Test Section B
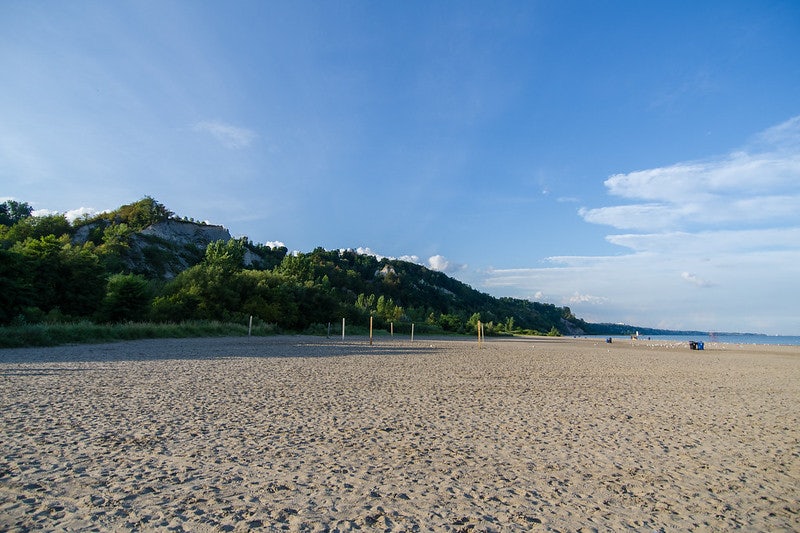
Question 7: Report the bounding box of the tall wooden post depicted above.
[411,323,415,343]
[369,316,374,346]
[342,317,346,340]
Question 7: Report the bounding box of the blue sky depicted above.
[2,1,799,334]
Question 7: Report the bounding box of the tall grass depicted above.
[0,321,278,349]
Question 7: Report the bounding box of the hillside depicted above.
[1,197,591,335]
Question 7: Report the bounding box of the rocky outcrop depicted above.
[139,220,232,247]
[73,219,262,279]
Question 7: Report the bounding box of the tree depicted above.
[58,243,106,317]
[98,274,150,322]
[204,239,245,271]
[0,200,33,226]
[1,214,71,244]
[117,197,174,230]
[0,249,29,323]
[9,236,105,319]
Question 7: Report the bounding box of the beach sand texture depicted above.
[1,336,798,531]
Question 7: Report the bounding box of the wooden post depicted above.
[411,323,415,343]
[477,320,483,348]
[342,318,346,340]
[390,322,394,337]
[248,315,253,336]
[369,316,374,346]
[327,322,331,338]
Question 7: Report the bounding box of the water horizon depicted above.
[584,333,800,346]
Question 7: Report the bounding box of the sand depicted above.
[1,335,798,532]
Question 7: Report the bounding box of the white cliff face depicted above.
[139,220,232,247]
[73,219,263,278]
[135,220,262,274]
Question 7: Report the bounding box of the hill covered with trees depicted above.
[1,197,592,336]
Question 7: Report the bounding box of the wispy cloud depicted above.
[482,116,800,334]
[580,117,800,231]
[194,120,257,149]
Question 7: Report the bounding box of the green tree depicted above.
[0,248,29,323]
[117,196,174,230]
[438,313,463,332]
[1,214,72,245]
[58,243,106,317]
[204,239,246,271]
[98,273,150,322]
[10,236,105,319]
[467,312,482,331]
[0,200,33,226]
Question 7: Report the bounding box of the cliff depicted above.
[73,219,261,279]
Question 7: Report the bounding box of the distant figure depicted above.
[606,337,612,343]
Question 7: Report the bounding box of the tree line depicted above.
[1,197,585,335]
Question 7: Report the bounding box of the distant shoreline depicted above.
[578,333,800,346]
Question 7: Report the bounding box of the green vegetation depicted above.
[0,320,277,349]
[0,197,587,347]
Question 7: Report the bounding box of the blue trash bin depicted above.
[698,341,704,350]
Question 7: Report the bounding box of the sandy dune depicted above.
[1,336,798,531]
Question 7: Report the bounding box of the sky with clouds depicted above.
[2,1,799,334]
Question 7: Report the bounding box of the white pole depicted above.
[248,315,253,336]
[369,316,373,346]
[390,322,394,337]
[411,323,415,343]
[342,318,345,340]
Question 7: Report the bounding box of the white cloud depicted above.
[567,292,607,305]
[399,254,421,264]
[194,120,257,149]
[353,247,468,274]
[65,207,102,222]
[482,116,800,334]
[580,115,800,232]
[428,254,467,274]
[355,246,384,260]
[352,248,468,275]
[354,247,421,266]
[428,255,449,271]
[680,272,713,288]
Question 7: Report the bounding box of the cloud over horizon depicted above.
[579,116,800,232]
[484,116,800,334]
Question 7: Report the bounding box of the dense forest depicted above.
[1,197,593,336]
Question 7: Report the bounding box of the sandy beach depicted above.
[1,335,798,531]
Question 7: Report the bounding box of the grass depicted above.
[0,320,278,349]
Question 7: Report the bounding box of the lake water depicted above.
[585,334,800,346]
